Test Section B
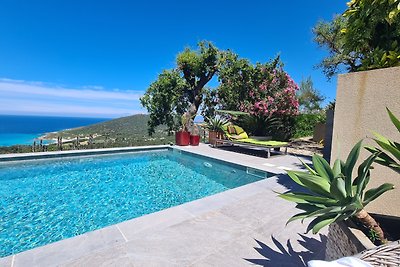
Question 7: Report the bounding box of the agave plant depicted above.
[237,115,283,137]
[366,108,400,174]
[204,116,229,132]
[279,140,395,243]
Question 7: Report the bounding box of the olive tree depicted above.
[140,41,220,135]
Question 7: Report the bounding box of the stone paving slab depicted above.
[12,225,125,267]
[1,144,326,266]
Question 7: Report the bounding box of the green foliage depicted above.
[297,77,325,113]
[366,108,400,173]
[293,113,327,138]
[217,51,262,111]
[217,53,299,140]
[313,16,355,79]
[279,140,395,234]
[314,0,400,79]
[326,100,336,111]
[140,41,220,135]
[201,88,218,120]
[368,228,380,243]
[204,116,229,132]
[140,70,187,134]
[45,114,171,141]
[343,0,400,71]
[236,115,283,138]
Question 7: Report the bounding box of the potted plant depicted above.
[190,124,201,146]
[175,112,191,146]
[205,116,228,147]
[277,139,396,259]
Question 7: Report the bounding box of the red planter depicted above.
[208,131,222,146]
[175,131,190,146]
[190,135,200,146]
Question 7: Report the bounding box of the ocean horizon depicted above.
[0,115,109,147]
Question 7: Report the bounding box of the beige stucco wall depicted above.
[331,66,400,217]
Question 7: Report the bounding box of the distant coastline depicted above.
[0,115,109,147]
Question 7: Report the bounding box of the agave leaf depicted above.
[286,212,309,225]
[304,206,344,219]
[387,163,400,173]
[387,108,400,133]
[330,177,347,200]
[354,153,378,196]
[294,172,332,197]
[340,160,346,171]
[296,203,326,213]
[332,159,342,177]
[372,131,391,144]
[312,154,334,182]
[298,158,317,175]
[365,146,380,154]
[306,214,338,234]
[312,216,339,234]
[394,141,400,150]
[345,140,363,183]
[286,171,306,187]
[279,192,337,205]
[367,148,392,162]
[363,183,395,205]
[374,138,400,161]
[366,147,400,173]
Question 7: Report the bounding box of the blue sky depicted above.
[0,1,346,118]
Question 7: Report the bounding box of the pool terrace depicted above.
[0,144,327,267]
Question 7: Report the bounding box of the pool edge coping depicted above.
[0,145,171,162]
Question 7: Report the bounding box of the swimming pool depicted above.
[0,148,269,257]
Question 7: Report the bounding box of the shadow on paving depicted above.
[244,234,327,267]
[274,173,310,193]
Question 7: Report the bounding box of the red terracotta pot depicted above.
[175,131,190,146]
[190,135,200,146]
[208,131,221,146]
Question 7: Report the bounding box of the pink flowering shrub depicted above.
[239,70,299,117]
[215,55,300,139]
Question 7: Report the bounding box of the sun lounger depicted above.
[215,124,288,158]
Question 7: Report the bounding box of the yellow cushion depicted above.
[233,125,245,134]
[227,125,236,134]
[230,132,248,140]
[230,135,241,140]
[238,132,248,139]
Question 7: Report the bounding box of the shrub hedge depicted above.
[293,113,326,139]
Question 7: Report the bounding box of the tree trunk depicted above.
[355,209,387,244]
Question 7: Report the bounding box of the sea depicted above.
[0,115,109,147]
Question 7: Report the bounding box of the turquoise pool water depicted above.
[0,149,267,257]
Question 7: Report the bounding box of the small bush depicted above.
[293,113,326,139]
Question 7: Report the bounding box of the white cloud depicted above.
[0,78,143,101]
[0,78,146,118]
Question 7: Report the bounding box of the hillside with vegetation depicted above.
[44,114,174,146]
[0,114,174,154]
